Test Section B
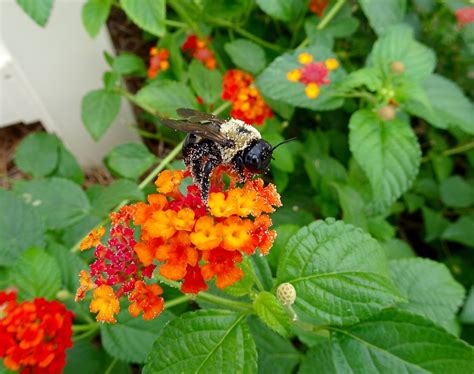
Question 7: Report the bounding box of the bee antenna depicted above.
[271,137,297,151]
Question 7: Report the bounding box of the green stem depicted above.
[298,0,346,48]
[208,18,285,53]
[72,325,100,343]
[212,101,231,116]
[164,19,187,28]
[164,294,191,308]
[72,324,97,332]
[422,139,474,162]
[104,358,118,374]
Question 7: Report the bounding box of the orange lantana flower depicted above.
[79,226,105,251]
[128,281,164,320]
[148,47,170,78]
[89,285,120,323]
[190,216,222,250]
[201,248,244,288]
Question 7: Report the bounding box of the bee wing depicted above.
[159,108,231,145]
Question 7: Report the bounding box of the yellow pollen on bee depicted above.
[286,69,301,82]
[325,58,339,70]
[305,83,320,99]
[298,52,313,64]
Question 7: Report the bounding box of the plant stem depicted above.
[212,101,231,116]
[165,295,191,308]
[208,17,285,53]
[298,0,347,48]
[422,139,474,162]
[164,19,187,28]
[104,358,118,374]
[72,325,100,343]
[72,324,96,332]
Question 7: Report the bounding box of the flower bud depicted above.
[391,61,405,74]
[378,105,396,121]
[276,283,296,305]
[56,289,72,301]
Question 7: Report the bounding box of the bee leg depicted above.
[200,159,217,205]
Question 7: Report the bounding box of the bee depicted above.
[160,108,292,204]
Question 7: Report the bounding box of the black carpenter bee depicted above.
[160,108,292,204]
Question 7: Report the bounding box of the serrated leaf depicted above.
[257,46,346,111]
[254,291,290,336]
[82,0,112,38]
[0,190,44,266]
[11,248,61,300]
[389,258,465,332]
[105,142,156,179]
[16,0,53,26]
[277,219,401,326]
[369,24,435,81]
[225,39,266,75]
[55,143,85,184]
[135,81,197,117]
[442,216,474,248]
[14,132,60,177]
[255,0,305,21]
[112,52,147,76]
[267,224,300,272]
[359,0,406,35]
[14,177,90,229]
[349,110,421,213]
[248,316,300,374]
[338,67,383,92]
[440,176,474,208]
[81,89,121,141]
[189,60,222,104]
[120,0,165,37]
[422,207,449,242]
[381,238,415,260]
[299,309,474,374]
[101,310,174,364]
[89,179,144,217]
[407,74,474,134]
[143,310,257,373]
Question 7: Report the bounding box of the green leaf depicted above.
[16,0,53,26]
[11,248,61,300]
[224,39,266,75]
[442,216,474,248]
[422,207,449,242]
[135,80,197,117]
[257,46,346,111]
[0,190,44,266]
[143,310,257,373]
[359,0,406,35]
[334,184,369,231]
[277,219,401,326]
[112,52,147,76]
[299,309,474,374]
[267,224,300,272]
[265,133,294,172]
[247,316,300,374]
[81,89,121,141]
[338,67,383,92]
[223,261,254,297]
[46,241,87,292]
[14,132,60,177]
[121,0,165,37]
[369,24,435,81]
[64,341,110,374]
[102,310,174,364]
[381,238,415,260]
[14,177,90,229]
[407,74,474,134]
[349,110,421,213]
[461,286,474,324]
[82,0,112,38]
[389,258,465,332]
[440,176,474,208]
[55,143,85,184]
[105,142,156,179]
[255,0,305,21]
[250,255,273,291]
[188,60,222,104]
[89,179,144,217]
[254,291,290,336]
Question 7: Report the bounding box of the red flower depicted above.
[181,264,208,293]
[0,291,73,373]
[182,34,216,69]
[148,47,170,78]
[455,7,474,27]
[128,281,164,320]
[309,0,329,17]
[222,69,273,125]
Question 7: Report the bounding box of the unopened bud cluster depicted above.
[276,282,296,305]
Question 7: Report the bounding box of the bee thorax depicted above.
[219,119,261,163]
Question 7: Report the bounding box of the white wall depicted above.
[0,0,139,166]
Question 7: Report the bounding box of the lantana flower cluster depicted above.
[77,169,281,323]
[455,7,474,27]
[147,47,170,79]
[0,291,73,373]
[182,34,217,69]
[287,52,339,99]
[222,69,273,125]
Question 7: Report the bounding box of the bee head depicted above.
[243,139,273,173]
